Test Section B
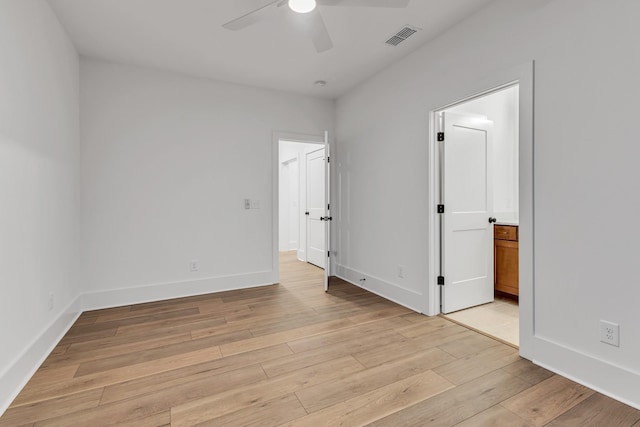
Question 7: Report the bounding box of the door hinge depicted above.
[437,204,445,214]
[327,251,330,257]
[437,276,445,286]
[437,132,445,142]
[327,203,330,210]
[327,156,330,163]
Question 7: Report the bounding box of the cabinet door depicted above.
[495,239,519,296]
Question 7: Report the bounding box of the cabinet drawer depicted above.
[494,225,518,241]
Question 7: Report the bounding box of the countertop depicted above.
[495,220,519,226]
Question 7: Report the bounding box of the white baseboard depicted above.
[532,336,640,410]
[4,271,638,417]
[0,270,276,416]
[0,296,82,416]
[82,270,275,311]
[336,266,639,409]
[335,264,424,314]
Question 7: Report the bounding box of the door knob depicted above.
[488,217,497,224]
[305,212,309,216]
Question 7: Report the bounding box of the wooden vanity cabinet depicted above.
[494,225,519,297]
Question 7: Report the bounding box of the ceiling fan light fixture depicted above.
[288,0,316,14]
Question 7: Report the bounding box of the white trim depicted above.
[274,131,325,145]
[427,61,535,359]
[0,296,82,416]
[336,264,423,314]
[532,337,640,410]
[427,110,440,316]
[82,271,274,311]
[324,131,331,290]
[0,269,274,416]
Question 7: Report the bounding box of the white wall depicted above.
[448,85,519,222]
[335,0,640,407]
[81,60,334,308]
[0,0,80,414]
[278,140,323,256]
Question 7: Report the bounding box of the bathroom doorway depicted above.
[435,84,520,347]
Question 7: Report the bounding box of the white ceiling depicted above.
[48,0,495,99]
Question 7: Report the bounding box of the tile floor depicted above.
[443,296,519,347]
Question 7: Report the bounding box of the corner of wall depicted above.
[0,295,83,416]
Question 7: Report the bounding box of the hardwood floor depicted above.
[2,252,639,426]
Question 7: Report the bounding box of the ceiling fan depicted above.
[223,0,411,53]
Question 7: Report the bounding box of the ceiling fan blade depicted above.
[222,0,283,31]
[299,9,334,53]
[317,0,410,7]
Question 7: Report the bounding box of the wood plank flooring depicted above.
[2,252,639,426]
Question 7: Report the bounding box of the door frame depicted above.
[272,131,327,284]
[427,62,534,359]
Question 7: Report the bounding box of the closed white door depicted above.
[441,112,494,313]
[306,148,326,269]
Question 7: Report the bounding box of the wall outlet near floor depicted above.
[244,199,260,209]
[48,293,54,311]
[189,259,199,272]
[600,320,620,347]
[397,265,405,278]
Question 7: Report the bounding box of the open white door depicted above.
[306,147,326,269]
[324,131,331,291]
[441,112,494,314]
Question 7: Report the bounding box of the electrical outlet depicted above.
[48,293,54,311]
[190,259,199,272]
[244,199,251,209]
[397,265,405,278]
[600,320,620,347]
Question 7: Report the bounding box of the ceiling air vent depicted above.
[385,25,419,46]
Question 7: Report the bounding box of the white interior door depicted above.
[323,131,331,291]
[441,112,494,314]
[306,148,326,269]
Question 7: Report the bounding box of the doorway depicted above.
[435,84,520,347]
[276,136,330,287]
